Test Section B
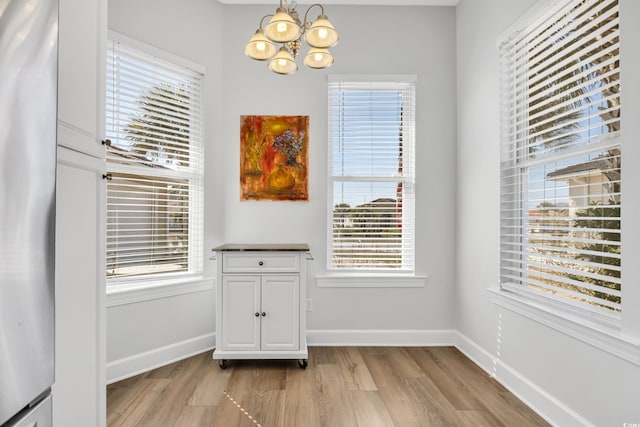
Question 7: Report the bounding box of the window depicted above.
[499,0,621,316]
[105,33,204,284]
[328,77,416,272]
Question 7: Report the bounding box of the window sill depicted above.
[106,276,214,307]
[316,274,427,288]
[489,287,640,366]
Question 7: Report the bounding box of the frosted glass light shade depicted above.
[268,46,298,75]
[264,8,300,43]
[244,30,277,60]
[305,15,339,48]
[303,48,334,69]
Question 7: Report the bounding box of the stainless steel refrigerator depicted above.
[0,0,58,425]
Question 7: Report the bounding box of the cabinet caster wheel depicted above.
[298,359,308,369]
[219,359,229,369]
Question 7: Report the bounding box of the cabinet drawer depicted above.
[222,252,300,273]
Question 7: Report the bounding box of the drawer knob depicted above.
[258,261,264,266]
[261,312,266,317]
[255,312,260,317]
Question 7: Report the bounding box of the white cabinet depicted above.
[213,246,309,368]
[54,147,106,427]
[221,275,300,352]
[57,0,106,158]
[54,0,106,424]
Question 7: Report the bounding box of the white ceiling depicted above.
[218,0,459,5]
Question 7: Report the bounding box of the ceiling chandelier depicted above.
[244,1,340,75]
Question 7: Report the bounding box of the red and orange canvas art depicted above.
[240,115,309,201]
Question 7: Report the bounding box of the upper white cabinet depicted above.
[57,0,106,158]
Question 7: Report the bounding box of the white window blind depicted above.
[106,35,204,282]
[499,0,621,315]
[328,78,416,271]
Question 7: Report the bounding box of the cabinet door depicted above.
[221,276,260,351]
[54,147,106,427]
[58,0,105,158]
[260,275,300,351]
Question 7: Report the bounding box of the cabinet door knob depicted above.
[258,261,264,266]
[255,312,260,317]
[261,312,266,317]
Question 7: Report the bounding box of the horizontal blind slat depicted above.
[106,36,204,283]
[329,80,415,271]
[499,0,621,314]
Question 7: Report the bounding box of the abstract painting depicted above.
[240,115,309,201]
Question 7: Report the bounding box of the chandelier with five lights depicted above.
[244,1,340,75]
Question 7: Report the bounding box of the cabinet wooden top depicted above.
[212,243,310,252]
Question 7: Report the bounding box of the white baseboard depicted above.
[306,329,458,346]
[454,331,595,427]
[453,330,497,375]
[106,333,215,384]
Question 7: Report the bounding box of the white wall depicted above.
[220,5,458,332]
[106,2,457,376]
[456,0,640,425]
[106,0,224,378]
[104,1,640,424]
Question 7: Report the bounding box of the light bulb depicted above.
[303,47,334,69]
[306,15,339,48]
[265,8,300,43]
[245,29,276,60]
[278,59,287,66]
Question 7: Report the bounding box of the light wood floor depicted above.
[107,346,549,427]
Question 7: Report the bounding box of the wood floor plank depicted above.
[348,390,395,427]
[107,371,150,416]
[405,346,482,411]
[211,362,259,427]
[405,376,467,426]
[107,347,549,427]
[254,360,288,391]
[188,354,233,406]
[136,353,209,426]
[498,391,550,427]
[108,378,170,427]
[107,372,145,394]
[253,390,286,426]
[312,346,340,364]
[107,370,165,427]
[378,346,426,379]
[145,358,185,380]
[458,409,506,426]
[336,347,378,391]
[426,347,542,426]
[283,364,321,427]
[360,350,426,426]
[173,405,218,427]
[427,347,501,393]
[316,363,358,427]
[106,386,130,424]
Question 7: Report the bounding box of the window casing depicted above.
[499,0,621,317]
[328,77,416,272]
[105,33,204,284]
